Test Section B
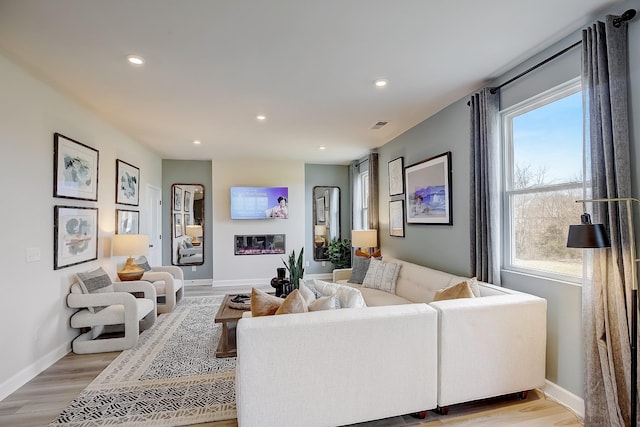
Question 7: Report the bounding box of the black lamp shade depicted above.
[566,223,611,248]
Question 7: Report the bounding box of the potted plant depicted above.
[327,238,351,269]
[282,247,305,290]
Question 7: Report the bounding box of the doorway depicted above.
[147,185,162,265]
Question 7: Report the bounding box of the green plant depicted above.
[327,238,352,269]
[282,247,305,289]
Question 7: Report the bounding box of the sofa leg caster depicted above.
[434,406,449,415]
[517,390,529,400]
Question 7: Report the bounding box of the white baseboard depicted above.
[0,341,70,401]
[183,279,213,286]
[541,380,584,420]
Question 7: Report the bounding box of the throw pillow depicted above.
[184,240,194,248]
[433,281,475,301]
[76,267,114,313]
[298,282,316,305]
[348,256,371,284]
[467,277,481,298]
[250,288,283,317]
[313,279,367,309]
[308,295,337,311]
[362,258,401,294]
[275,289,309,315]
[135,256,152,272]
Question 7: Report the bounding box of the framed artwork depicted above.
[316,197,326,224]
[184,191,192,212]
[388,156,404,196]
[116,159,140,206]
[174,213,183,237]
[405,151,453,225]
[174,186,182,211]
[53,133,99,201]
[54,205,98,270]
[389,200,405,237]
[116,209,139,234]
[184,213,191,225]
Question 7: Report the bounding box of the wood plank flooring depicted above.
[0,285,583,426]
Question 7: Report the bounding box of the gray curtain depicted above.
[469,88,500,284]
[582,15,633,427]
[367,152,379,232]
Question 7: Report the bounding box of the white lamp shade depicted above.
[186,225,203,238]
[112,234,149,257]
[314,225,326,236]
[351,229,377,248]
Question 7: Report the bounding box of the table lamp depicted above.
[186,225,203,246]
[112,234,149,281]
[314,225,327,248]
[352,229,379,258]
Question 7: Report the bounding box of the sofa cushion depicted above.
[251,288,283,317]
[275,290,309,315]
[313,279,367,309]
[362,258,401,294]
[433,281,475,301]
[348,256,372,284]
[308,295,337,311]
[298,282,316,305]
[76,267,114,313]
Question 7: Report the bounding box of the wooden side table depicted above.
[214,294,248,358]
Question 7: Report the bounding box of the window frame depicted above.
[501,77,584,283]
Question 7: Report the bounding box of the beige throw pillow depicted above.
[275,289,309,315]
[433,281,475,301]
[362,258,401,294]
[251,288,283,317]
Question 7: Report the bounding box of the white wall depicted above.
[212,159,306,287]
[0,53,162,399]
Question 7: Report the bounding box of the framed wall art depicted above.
[389,200,405,237]
[174,186,183,211]
[53,133,99,201]
[174,213,183,237]
[54,205,98,270]
[404,151,452,225]
[184,191,192,212]
[388,156,404,196]
[316,197,326,224]
[116,209,139,234]
[116,159,140,206]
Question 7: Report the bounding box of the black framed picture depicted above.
[54,205,98,270]
[389,200,405,237]
[174,213,183,237]
[116,159,140,206]
[388,156,404,196]
[116,209,139,234]
[174,186,183,211]
[405,151,452,225]
[53,133,99,201]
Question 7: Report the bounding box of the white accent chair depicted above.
[67,280,157,354]
[141,265,185,314]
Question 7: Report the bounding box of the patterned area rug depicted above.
[50,296,237,426]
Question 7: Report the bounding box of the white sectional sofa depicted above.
[235,257,547,426]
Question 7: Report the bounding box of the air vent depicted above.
[370,121,388,130]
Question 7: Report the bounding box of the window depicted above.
[353,164,369,231]
[502,78,584,280]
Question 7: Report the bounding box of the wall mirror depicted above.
[171,183,205,266]
[312,186,340,261]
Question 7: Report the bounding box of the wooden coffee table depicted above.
[214,294,249,358]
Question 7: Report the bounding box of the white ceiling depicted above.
[0,0,620,164]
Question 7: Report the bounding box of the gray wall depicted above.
[304,164,351,275]
[376,1,640,398]
[162,159,213,280]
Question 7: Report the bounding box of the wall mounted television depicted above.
[230,186,288,219]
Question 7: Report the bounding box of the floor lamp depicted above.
[567,197,640,426]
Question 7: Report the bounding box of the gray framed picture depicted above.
[116,209,139,234]
[54,205,98,270]
[53,133,99,201]
[405,151,452,225]
[116,159,140,206]
[174,213,183,237]
[388,157,404,196]
[389,200,405,237]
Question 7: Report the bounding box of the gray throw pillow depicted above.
[135,256,152,272]
[362,258,401,294]
[76,267,114,313]
[184,240,194,248]
[348,256,371,284]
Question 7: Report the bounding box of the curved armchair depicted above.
[141,265,184,314]
[67,280,157,354]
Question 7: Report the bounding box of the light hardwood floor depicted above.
[0,286,583,427]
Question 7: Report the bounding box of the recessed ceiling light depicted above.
[256,115,267,121]
[126,55,145,65]
[318,146,327,151]
[374,79,388,88]
[193,140,201,145]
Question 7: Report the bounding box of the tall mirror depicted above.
[312,186,340,261]
[171,184,205,266]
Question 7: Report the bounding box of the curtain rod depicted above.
[467,8,636,104]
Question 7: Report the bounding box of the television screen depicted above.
[230,187,288,219]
